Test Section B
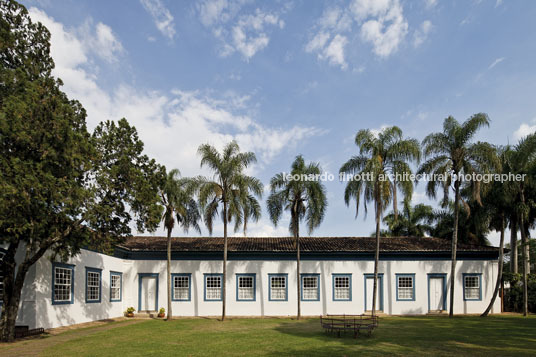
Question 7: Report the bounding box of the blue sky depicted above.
[22,0,536,244]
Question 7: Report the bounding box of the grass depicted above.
[2,315,536,356]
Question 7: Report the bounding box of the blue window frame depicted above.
[204,273,223,301]
[332,274,352,301]
[236,274,256,301]
[172,273,191,301]
[85,267,102,303]
[396,274,416,301]
[268,274,288,301]
[300,274,320,301]
[463,273,482,301]
[52,262,75,305]
[110,271,122,302]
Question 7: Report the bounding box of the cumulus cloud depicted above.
[305,0,409,69]
[513,121,536,141]
[413,20,432,47]
[197,1,284,60]
[353,0,408,57]
[140,0,176,39]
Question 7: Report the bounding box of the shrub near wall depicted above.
[503,273,536,313]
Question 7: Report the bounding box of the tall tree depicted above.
[505,134,536,316]
[382,200,434,237]
[340,126,420,316]
[481,146,507,316]
[195,141,262,321]
[159,169,201,320]
[266,155,327,319]
[0,1,163,341]
[419,114,497,317]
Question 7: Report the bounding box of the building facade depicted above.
[1,237,501,330]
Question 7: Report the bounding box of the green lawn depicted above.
[3,315,536,356]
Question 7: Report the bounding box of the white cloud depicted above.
[413,20,432,47]
[197,1,285,60]
[513,122,536,141]
[488,57,505,70]
[320,34,348,69]
[495,0,503,8]
[78,21,124,63]
[355,0,408,57]
[306,0,408,68]
[140,0,176,39]
[424,0,437,9]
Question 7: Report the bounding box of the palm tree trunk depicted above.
[293,204,301,320]
[372,192,381,316]
[449,179,461,318]
[519,187,528,317]
[166,227,173,320]
[481,214,505,317]
[222,200,228,321]
[510,217,518,273]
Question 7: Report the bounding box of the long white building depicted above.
[1,236,501,330]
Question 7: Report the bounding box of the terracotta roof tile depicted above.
[117,236,498,253]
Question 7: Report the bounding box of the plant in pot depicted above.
[158,307,165,318]
[126,307,135,317]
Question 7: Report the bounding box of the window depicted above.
[269,274,287,301]
[52,263,74,304]
[204,274,223,301]
[301,274,320,301]
[110,272,122,302]
[463,274,482,301]
[396,274,415,301]
[172,274,191,301]
[333,274,351,301]
[85,267,102,303]
[236,274,255,301]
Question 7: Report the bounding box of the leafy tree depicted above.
[195,141,262,321]
[340,126,420,315]
[382,200,434,237]
[419,114,497,317]
[159,169,201,320]
[0,1,162,341]
[266,155,327,319]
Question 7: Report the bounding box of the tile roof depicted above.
[117,236,499,253]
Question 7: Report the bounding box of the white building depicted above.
[1,236,501,330]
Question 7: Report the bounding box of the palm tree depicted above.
[160,169,201,320]
[481,147,507,316]
[419,114,497,317]
[339,126,420,316]
[266,155,327,319]
[382,200,434,237]
[196,141,263,321]
[503,134,536,316]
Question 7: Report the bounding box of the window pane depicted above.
[238,276,254,300]
[206,276,221,300]
[87,271,100,301]
[54,267,72,302]
[302,276,318,300]
[398,276,414,300]
[465,276,480,299]
[334,276,350,300]
[111,275,121,300]
[270,276,286,300]
[174,276,190,300]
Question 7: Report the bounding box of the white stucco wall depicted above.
[11,249,501,330]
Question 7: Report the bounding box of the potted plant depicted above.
[126,307,135,317]
[158,307,165,318]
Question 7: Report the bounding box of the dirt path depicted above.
[0,318,145,357]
